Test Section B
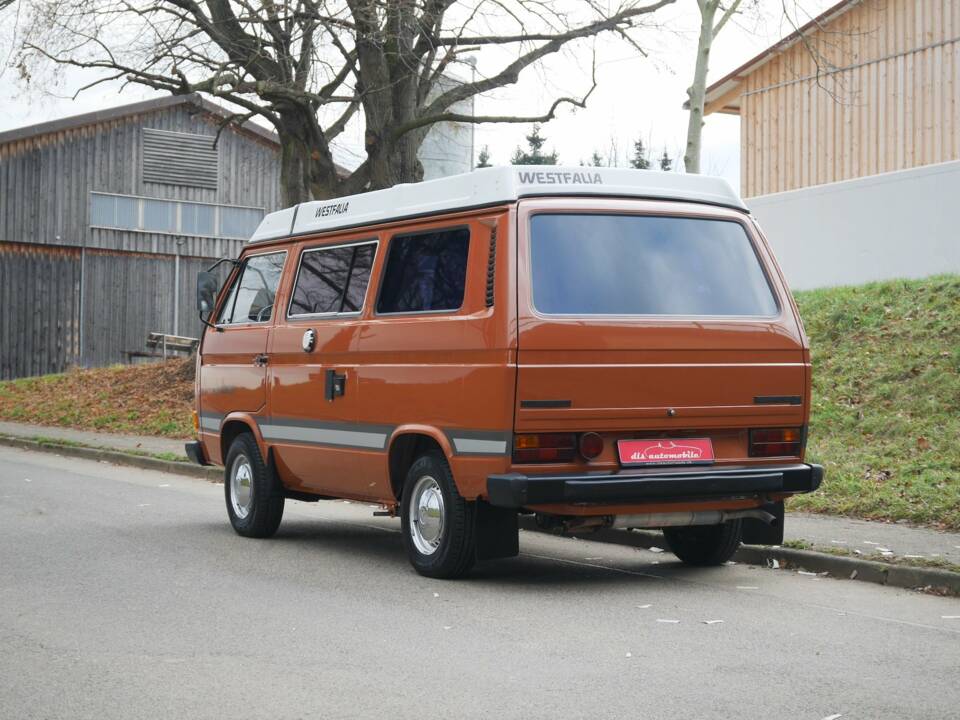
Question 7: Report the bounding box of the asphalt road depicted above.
[2,446,959,720]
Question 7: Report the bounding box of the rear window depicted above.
[376,228,469,314]
[530,214,778,317]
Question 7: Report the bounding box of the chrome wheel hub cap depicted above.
[410,475,445,556]
[230,454,254,519]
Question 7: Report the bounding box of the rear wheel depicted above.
[224,433,284,538]
[663,520,742,566]
[401,452,476,579]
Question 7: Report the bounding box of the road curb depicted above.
[521,519,960,596]
[0,434,221,482]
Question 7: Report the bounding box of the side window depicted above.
[288,242,377,317]
[342,244,375,312]
[376,228,470,314]
[217,252,287,324]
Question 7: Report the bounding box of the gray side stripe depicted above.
[199,411,509,455]
[446,430,512,456]
[199,413,223,431]
[260,423,388,450]
[452,438,509,455]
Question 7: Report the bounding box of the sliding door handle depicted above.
[325,369,346,401]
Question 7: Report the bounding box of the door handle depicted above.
[325,369,346,401]
[253,354,269,367]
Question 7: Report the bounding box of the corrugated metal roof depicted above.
[0,93,281,146]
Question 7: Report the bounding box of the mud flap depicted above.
[474,501,519,561]
[741,500,785,546]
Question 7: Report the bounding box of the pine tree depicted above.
[659,149,673,172]
[630,137,651,169]
[590,150,604,167]
[511,124,559,165]
[476,145,492,168]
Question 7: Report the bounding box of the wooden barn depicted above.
[0,95,282,379]
[700,0,960,289]
[703,0,959,198]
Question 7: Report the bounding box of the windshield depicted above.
[529,213,778,317]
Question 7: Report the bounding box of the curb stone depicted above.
[520,518,960,596]
[5,433,959,595]
[0,435,221,482]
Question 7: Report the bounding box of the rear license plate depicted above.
[617,438,715,467]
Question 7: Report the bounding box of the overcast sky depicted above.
[0,1,833,190]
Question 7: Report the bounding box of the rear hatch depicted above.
[514,199,808,466]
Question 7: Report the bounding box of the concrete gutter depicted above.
[0,434,220,482]
[4,433,957,595]
[520,520,960,597]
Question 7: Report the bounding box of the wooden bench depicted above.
[147,332,199,358]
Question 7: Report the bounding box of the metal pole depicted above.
[78,242,85,368]
[173,240,183,336]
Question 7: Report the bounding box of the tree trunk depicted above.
[684,1,718,175]
[275,106,341,204]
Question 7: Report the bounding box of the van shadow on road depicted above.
[181,516,683,589]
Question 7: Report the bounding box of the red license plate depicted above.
[617,438,715,466]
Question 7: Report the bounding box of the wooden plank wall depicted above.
[0,241,223,379]
[0,103,279,258]
[741,0,960,197]
[80,250,222,368]
[0,242,81,380]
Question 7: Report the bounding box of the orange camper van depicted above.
[188,166,822,578]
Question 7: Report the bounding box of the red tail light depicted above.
[749,427,804,457]
[513,433,576,463]
[579,432,604,460]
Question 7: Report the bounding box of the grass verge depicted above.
[792,275,960,530]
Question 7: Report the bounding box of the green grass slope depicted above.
[793,275,960,530]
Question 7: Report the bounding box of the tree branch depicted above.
[419,0,673,119]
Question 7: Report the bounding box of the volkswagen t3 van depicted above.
[188,166,822,578]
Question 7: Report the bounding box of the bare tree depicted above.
[14,0,673,203]
[683,0,848,174]
[683,0,750,174]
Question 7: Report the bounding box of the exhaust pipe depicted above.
[612,509,776,529]
[550,509,776,534]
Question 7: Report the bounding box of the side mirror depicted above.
[197,271,219,314]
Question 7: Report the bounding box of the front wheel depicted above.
[224,433,284,538]
[663,520,742,566]
[401,452,477,579]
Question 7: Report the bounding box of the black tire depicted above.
[400,451,476,579]
[663,520,743,566]
[224,432,284,538]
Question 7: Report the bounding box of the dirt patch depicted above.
[0,358,195,438]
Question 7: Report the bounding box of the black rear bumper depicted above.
[184,440,210,466]
[486,463,823,509]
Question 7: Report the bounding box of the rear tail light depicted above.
[579,432,604,460]
[749,427,804,457]
[513,433,576,463]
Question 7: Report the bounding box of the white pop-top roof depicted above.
[249,165,746,243]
